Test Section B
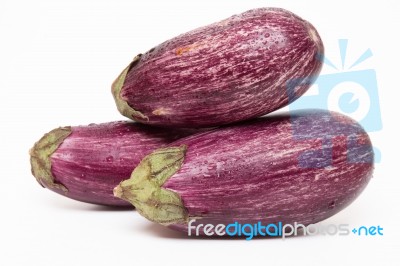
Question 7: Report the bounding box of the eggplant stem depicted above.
[111,54,149,122]
[114,145,188,225]
[29,127,71,192]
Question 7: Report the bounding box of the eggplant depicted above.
[112,7,323,128]
[30,121,200,206]
[114,110,374,235]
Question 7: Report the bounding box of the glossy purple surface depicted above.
[162,110,374,233]
[120,8,323,127]
[50,121,198,206]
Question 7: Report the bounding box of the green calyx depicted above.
[114,145,188,225]
[111,54,149,122]
[29,127,72,192]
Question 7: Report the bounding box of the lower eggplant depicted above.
[114,110,374,235]
[30,121,199,206]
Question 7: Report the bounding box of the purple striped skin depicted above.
[114,110,374,235]
[30,122,199,206]
[114,8,324,127]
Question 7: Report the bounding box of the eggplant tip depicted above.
[113,185,123,198]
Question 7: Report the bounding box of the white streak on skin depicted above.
[152,107,172,116]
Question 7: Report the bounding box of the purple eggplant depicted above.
[112,8,324,127]
[114,110,374,235]
[30,121,200,206]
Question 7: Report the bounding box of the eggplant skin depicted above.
[30,121,199,206]
[115,110,374,234]
[113,8,324,127]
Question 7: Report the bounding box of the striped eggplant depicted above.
[112,8,324,128]
[114,110,374,235]
[30,121,200,206]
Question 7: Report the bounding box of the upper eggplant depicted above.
[112,7,324,128]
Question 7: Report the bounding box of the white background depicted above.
[1,0,399,265]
